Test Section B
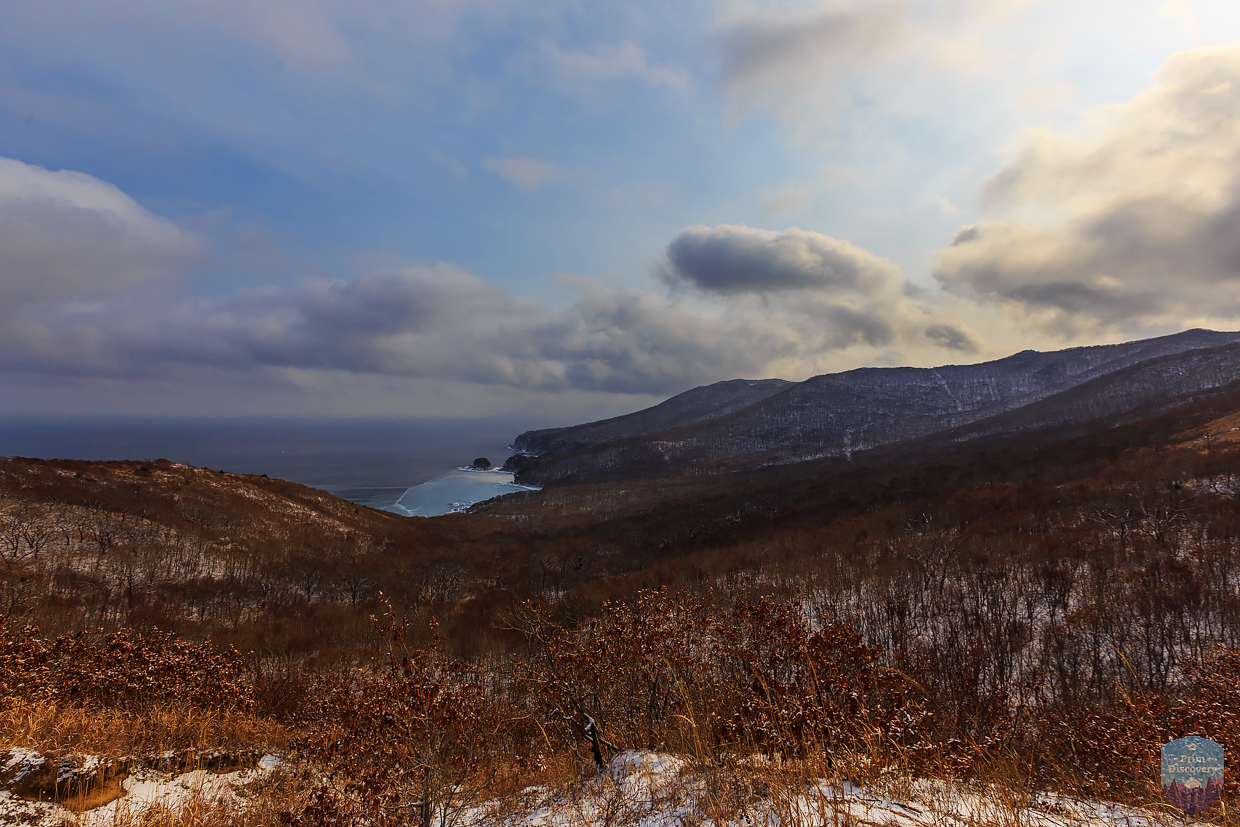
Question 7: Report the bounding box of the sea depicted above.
[0,417,539,517]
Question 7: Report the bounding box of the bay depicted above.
[0,416,530,512]
[393,468,540,516]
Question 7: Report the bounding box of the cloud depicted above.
[0,157,199,310]
[1017,80,1076,111]
[118,0,351,69]
[925,322,977,351]
[6,264,778,394]
[537,40,689,90]
[6,240,979,396]
[0,162,979,397]
[922,191,958,215]
[1158,0,1202,43]
[765,187,812,214]
[934,44,1240,336]
[714,0,1036,122]
[719,2,910,97]
[215,0,351,68]
[660,223,978,358]
[483,157,571,191]
[663,224,903,295]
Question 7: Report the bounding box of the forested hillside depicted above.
[8,380,1240,823]
[513,329,1240,485]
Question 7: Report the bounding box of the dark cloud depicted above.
[925,322,977,351]
[4,266,782,395]
[658,223,978,357]
[664,224,902,294]
[720,3,908,93]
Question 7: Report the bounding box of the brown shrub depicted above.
[0,620,253,712]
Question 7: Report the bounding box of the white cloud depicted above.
[1158,0,1203,43]
[935,44,1240,337]
[537,40,689,90]
[765,187,812,214]
[922,191,959,215]
[111,0,351,68]
[483,157,571,191]
[1018,80,1076,111]
[0,157,199,310]
[2,217,980,396]
[713,0,1040,124]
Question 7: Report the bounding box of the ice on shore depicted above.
[387,468,538,517]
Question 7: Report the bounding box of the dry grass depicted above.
[2,762,312,826]
[84,777,303,827]
[61,775,130,813]
[0,700,287,758]
[0,735,1221,827]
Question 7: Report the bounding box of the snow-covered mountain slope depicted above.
[511,329,1240,486]
[512,378,793,457]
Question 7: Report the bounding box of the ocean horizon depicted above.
[0,416,536,514]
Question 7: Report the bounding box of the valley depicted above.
[6,332,1240,824]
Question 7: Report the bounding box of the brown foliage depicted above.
[13,379,1240,822]
[0,620,253,712]
[287,604,535,827]
[519,590,928,768]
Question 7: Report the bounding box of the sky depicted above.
[3,0,1240,423]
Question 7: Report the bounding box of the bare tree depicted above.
[0,501,54,568]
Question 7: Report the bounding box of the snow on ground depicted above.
[768,780,1173,827]
[75,763,272,826]
[1,749,44,786]
[0,791,62,826]
[477,751,1185,827]
[0,751,281,826]
[0,748,1192,827]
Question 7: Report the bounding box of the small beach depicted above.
[388,467,539,517]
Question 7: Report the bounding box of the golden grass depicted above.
[60,774,130,813]
[32,761,308,826]
[0,700,1232,827]
[2,739,1221,827]
[127,782,301,827]
[91,792,288,827]
[0,699,287,758]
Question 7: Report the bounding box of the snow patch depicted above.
[480,754,1191,827]
[0,750,283,825]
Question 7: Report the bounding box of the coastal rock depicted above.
[500,454,533,474]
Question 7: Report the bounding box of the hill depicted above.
[9,365,1240,824]
[509,328,1240,485]
[510,377,792,457]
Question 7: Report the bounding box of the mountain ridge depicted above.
[511,377,793,457]
[509,328,1240,486]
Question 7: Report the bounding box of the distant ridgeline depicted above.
[505,329,1240,486]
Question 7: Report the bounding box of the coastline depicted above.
[386,466,540,517]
